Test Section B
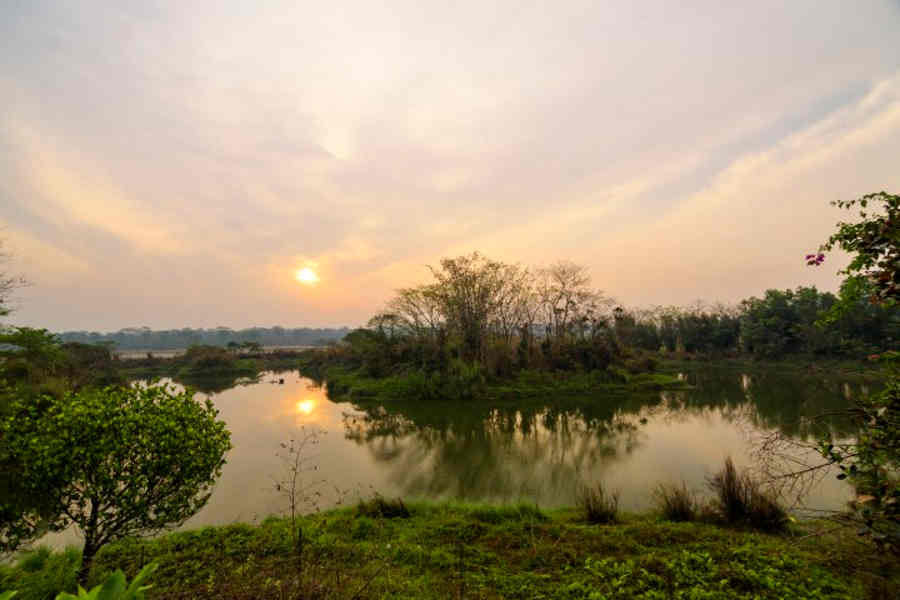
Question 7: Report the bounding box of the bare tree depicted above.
[428,252,507,362]
[387,284,445,341]
[536,261,608,344]
[0,237,26,318]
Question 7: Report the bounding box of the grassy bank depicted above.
[3,502,897,599]
[307,365,687,404]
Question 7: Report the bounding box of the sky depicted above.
[2,1,900,331]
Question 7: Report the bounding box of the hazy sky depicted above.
[2,1,900,331]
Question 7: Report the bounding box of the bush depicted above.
[356,496,410,519]
[0,546,80,600]
[577,482,619,524]
[707,457,788,532]
[654,482,698,522]
[1,384,232,582]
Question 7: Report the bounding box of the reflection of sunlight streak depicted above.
[296,399,315,415]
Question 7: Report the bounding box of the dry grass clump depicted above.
[707,457,788,532]
[653,482,699,522]
[578,482,620,524]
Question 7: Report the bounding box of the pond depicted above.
[187,366,860,525]
[46,365,862,547]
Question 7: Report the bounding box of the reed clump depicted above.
[707,457,788,532]
[578,482,620,524]
[654,481,699,522]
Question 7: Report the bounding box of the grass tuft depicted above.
[356,496,411,519]
[654,481,698,522]
[577,482,620,524]
[707,456,788,532]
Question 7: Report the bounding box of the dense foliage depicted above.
[0,384,231,581]
[614,283,898,358]
[813,192,900,553]
[56,327,348,351]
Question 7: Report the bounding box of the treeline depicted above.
[313,253,898,382]
[56,326,350,351]
[618,282,898,358]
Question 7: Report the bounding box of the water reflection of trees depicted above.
[342,400,642,504]
[672,369,859,439]
[334,367,862,505]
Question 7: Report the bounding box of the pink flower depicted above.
[806,253,825,266]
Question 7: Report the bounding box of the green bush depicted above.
[55,563,157,600]
[0,547,79,600]
[356,496,410,519]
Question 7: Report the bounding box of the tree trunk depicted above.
[77,539,97,586]
[78,498,100,586]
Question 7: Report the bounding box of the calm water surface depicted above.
[46,366,861,547]
[184,366,859,527]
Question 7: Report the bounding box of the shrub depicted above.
[654,482,698,522]
[55,563,157,600]
[707,457,788,532]
[0,546,79,600]
[1,384,232,583]
[356,496,410,519]
[577,482,619,524]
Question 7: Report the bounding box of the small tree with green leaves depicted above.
[0,384,231,582]
[812,191,899,552]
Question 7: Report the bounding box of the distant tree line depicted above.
[617,280,898,358]
[55,326,350,351]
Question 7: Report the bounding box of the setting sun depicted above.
[295,267,319,285]
[295,399,315,415]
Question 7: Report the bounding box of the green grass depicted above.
[315,365,688,404]
[4,503,897,599]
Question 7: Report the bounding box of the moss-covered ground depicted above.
[3,503,897,599]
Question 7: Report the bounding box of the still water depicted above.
[177,366,858,529]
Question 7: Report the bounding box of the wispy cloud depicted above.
[1,1,899,329]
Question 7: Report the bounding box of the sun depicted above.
[295,267,319,285]
[296,399,315,415]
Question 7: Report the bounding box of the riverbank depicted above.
[3,502,896,599]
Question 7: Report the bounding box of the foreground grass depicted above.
[4,503,897,599]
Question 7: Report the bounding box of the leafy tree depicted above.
[0,384,231,582]
[0,328,66,389]
[813,192,900,553]
[820,192,899,305]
